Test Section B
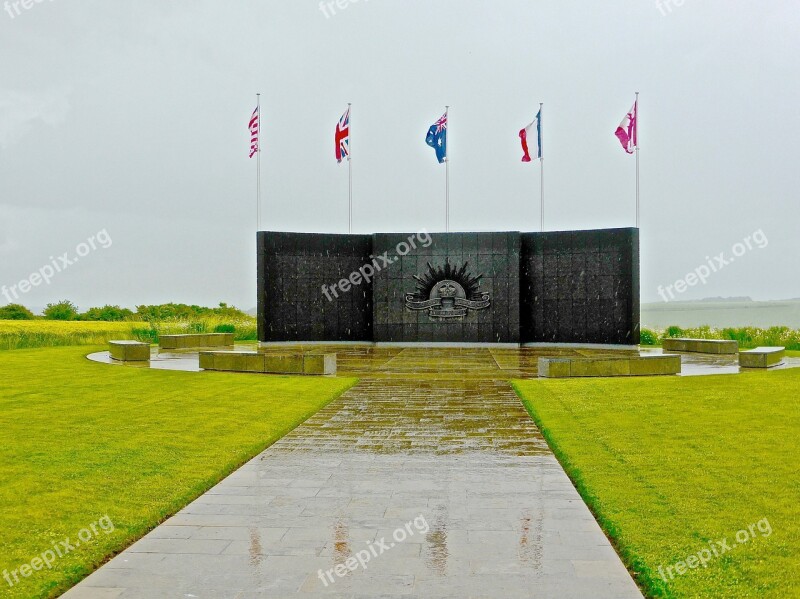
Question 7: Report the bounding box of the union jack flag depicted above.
[335,106,350,163]
[432,113,447,134]
[248,105,259,158]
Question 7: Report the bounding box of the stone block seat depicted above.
[739,347,785,369]
[538,354,681,378]
[662,338,738,355]
[200,351,336,376]
[109,340,151,362]
[159,333,234,350]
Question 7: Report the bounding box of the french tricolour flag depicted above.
[519,110,542,162]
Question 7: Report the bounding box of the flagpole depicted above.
[635,91,640,229]
[256,93,262,232]
[539,102,544,232]
[348,103,352,233]
[445,105,450,233]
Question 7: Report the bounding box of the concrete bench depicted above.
[200,351,336,375]
[538,354,681,378]
[109,340,151,362]
[739,347,785,369]
[662,338,738,355]
[159,333,235,350]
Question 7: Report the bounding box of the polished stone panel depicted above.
[303,353,337,375]
[739,347,786,368]
[662,338,738,355]
[264,354,305,374]
[520,228,639,345]
[108,340,150,362]
[258,232,373,343]
[202,352,344,375]
[629,355,682,376]
[538,354,681,378]
[159,334,234,350]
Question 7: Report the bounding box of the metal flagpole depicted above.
[445,105,450,233]
[348,103,352,234]
[256,93,262,231]
[539,102,544,232]
[635,91,640,229]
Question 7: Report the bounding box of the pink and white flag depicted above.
[615,100,638,154]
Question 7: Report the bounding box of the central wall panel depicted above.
[371,233,520,344]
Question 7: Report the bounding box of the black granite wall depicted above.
[257,232,372,342]
[258,228,639,345]
[520,228,640,345]
[372,233,520,343]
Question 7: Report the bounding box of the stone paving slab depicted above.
[64,349,642,598]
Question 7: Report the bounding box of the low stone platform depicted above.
[739,347,786,369]
[108,340,150,362]
[159,333,234,350]
[539,354,681,378]
[200,351,336,375]
[662,338,738,355]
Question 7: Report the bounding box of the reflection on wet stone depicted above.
[424,506,449,576]
[248,527,262,568]
[332,519,351,570]
[518,509,543,568]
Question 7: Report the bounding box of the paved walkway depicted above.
[65,349,642,598]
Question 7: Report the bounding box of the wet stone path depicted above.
[65,348,642,598]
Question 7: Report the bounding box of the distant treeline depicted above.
[0,301,252,322]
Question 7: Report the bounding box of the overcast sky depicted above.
[1,0,798,311]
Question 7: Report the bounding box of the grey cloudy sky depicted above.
[0,0,797,311]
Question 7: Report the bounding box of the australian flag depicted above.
[426,112,447,163]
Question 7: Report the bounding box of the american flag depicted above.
[248,105,260,158]
[335,106,350,163]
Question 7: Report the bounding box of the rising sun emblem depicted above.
[404,259,491,319]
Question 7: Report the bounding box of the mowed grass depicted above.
[513,370,800,598]
[0,347,356,599]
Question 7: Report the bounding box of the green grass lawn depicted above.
[513,370,800,598]
[0,346,356,599]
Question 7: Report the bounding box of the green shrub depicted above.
[665,325,684,338]
[639,328,658,346]
[43,300,79,321]
[214,324,236,334]
[80,305,134,322]
[0,304,35,320]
